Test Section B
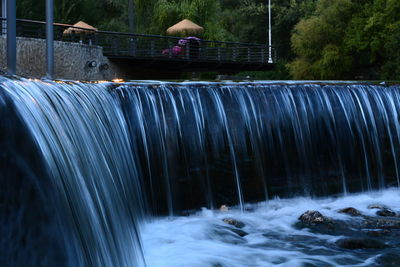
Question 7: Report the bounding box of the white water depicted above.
[142,188,400,267]
[1,78,146,266]
[2,78,400,266]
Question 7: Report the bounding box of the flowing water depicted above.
[116,81,400,215]
[1,77,400,266]
[142,188,400,267]
[1,78,146,267]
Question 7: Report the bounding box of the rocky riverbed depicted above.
[142,188,400,267]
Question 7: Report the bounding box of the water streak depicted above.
[2,79,146,267]
[117,82,400,215]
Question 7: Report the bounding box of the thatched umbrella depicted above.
[63,21,98,36]
[166,19,204,36]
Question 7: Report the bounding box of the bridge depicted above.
[1,18,275,78]
[101,31,275,75]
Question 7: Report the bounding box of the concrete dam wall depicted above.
[0,36,124,80]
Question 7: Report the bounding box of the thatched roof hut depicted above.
[166,19,203,36]
[63,21,97,35]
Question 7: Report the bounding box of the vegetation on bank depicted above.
[16,0,400,80]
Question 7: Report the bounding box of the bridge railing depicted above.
[0,18,276,64]
[96,31,274,63]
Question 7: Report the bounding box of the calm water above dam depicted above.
[1,78,399,266]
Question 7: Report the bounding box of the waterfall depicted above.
[1,77,400,266]
[118,82,400,215]
[1,78,146,267]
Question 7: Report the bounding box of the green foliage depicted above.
[17,0,124,26]
[239,60,292,80]
[239,0,267,16]
[289,0,355,79]
[150,0,230,40]
[272,0,317,60]
[290,0,400,80]
[15,0,400,80]
[17,0,45,20]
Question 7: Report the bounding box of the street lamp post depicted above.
[46,0,54,79]
[6,0,16,74]
[4,0,54,77]
[1,0,6,34]
[268,0,273,63]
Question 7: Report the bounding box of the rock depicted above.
[298,210,333,225]
[296,211,336,234]
[219,205,229,212]
[222,218,245,228]
[376,252,400,267]
[376,208,396,217]
[336,238,387,249]
[366,229,391,237]
[229,228,248,237]
[363,218,400,229]
[368,204,387,210]
[338,207,362,217]
[368,204,397,217]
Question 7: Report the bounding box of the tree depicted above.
[345,0,400,79]
[224,0,317,79]
[128,0,135,32]
[290,0,400,80]
[289,0,356,79]
[149,0,230,40]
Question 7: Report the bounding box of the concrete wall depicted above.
[0,36,125,80]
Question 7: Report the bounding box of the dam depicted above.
[1,78,400,266]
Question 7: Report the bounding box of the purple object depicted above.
[163,37,200,56]
[178,39,188,46]
[172,45,183,54]
[162,45,183,56]
[178,36,201,46]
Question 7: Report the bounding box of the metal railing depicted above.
[0,18,276,64]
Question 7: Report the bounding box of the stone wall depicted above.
[0,36,125,80]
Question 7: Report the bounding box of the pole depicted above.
[128,0,137,56]
[268,0,273,63]
[128,0,135,33]
[6,0,16,74]
[46,0,54,79]
[1,0,6,34]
